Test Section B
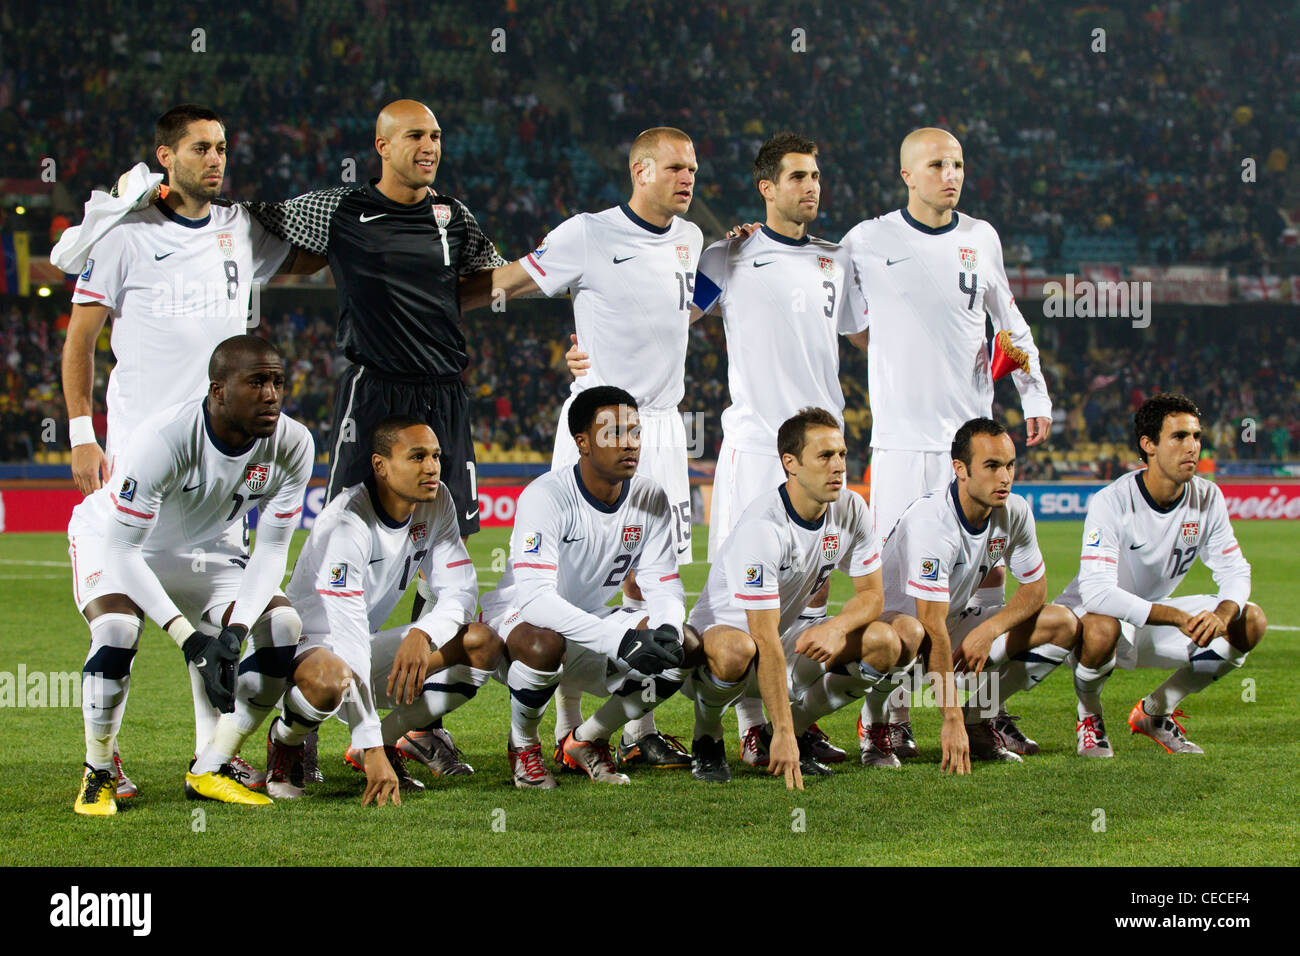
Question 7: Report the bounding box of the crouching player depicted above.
[480,386,687,788]
[1059,393,1265,757]
[684,408,911,788]
[72,336,313,814]
[860,417,1079,769]
[195,415,499,806]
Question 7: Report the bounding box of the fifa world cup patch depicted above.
[328,564,348,588]
[744,564,764,587]
[532,235,549,258]
[433,204,452,229]
[409,522,428,545]
[118,477,137,502]
[821,534,840,561]
[217,232,234,259]
[987,536,1007,564]
[1085,528,1102,548]
[244,463,269,493]
[80,258,94,280]
[622,525,642,551]
[523,532,542,554]
[919,558,940,581]
[1180,521,1200,546]
[959,246,978,271]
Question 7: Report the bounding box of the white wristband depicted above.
[166,618,197,649]
[69,416,97,448]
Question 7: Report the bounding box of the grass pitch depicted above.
[1,522,1297,866]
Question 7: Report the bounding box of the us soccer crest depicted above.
[409,522,428,545]
[821,534,840,561]
[1180,521,1200,546]
[988,536,1007,564]
[84,570,102,590]
[818,255,834,277]
[217,232,234,259]
[622,525,643,552]
[328,564,348,588]
[675,244,691,268]
[244,463,269,493]
[433,204,452,229]
[959,246,978,271]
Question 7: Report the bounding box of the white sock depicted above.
[508,660,560,748]
[381,665,492,745]
[792,663,889,734]
[553,686,584,742]
[860,664,911,727]
[621,711,658,746]
[81,613,143,770]
[1073,655,1116,719]
[733,697,766,741]
[687,664,744,741]
[1145,639,1247,714]
[192,713,255,774]
[275,686,338,747]
[973,642,1070,718]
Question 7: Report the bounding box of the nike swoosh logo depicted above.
[886,257,910,266]
[369,557,384,564]
[753,260,775,268]
[359,213,388,222]
[154,252,175,260]
[953,561,966,568]
[612,255,636,264]
[195,657,207,668]
[626,639,643,656]
[1129,543,1144,549]
[562,535,584,543]
[779,563,792,571]
[182,482,204,492]
[464,508,479,521]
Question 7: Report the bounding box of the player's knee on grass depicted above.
[703,628,755,683]
[1231,602,1267,651]
[1079,613,1121,667]
[507,622,565,671]
[294,649,354,712]
[860,620,902,674]
[462,622,504,670]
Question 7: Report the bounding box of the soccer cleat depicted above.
[184,764,274,805]
[397,728,475,777]
[859,722,902,768]
[75,764,118,816]
[265,721,306,799]
[302,730,323,784]
[992,712,1040,755]
[1128,701,1203,754]
[509,739,558,790]
[616,731,692,769]
[560,731,631,784]
[740,725,770,767]
[860,714,918,758]
[227,755,266,789]
[1076,714,1114,758]
[112,751,138,799]
[965,721,1023,763]
[344,746,426,791]
[755,723,833,777]
[690,736,731,783]
[800,723,846,763]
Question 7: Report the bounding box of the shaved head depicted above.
[899,127,965,225]
[376,99,437,140]
[375,99,443,199]
[900,127,961,169]
[208,334,282,383]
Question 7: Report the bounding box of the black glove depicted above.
[182,625,246,713]
[618,624,684,675]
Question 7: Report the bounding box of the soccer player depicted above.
[860,418,1078,768]
[683,408,911,788]
[839,127,1054,755]
[62,104,322,794]
[1057,394,1265,757]
[482,127,703,767]
[71,336,314,815]
[192,415,500,805]
[689,132,868,766]
[479,386,687,789]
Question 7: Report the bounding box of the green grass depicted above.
[1,522,1297,866]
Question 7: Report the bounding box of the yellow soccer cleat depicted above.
[185,764,273,806]
[75,764,118,816]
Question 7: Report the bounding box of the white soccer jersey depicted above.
[690,485,880,635]
[520,204,703,410]
[71,201,290,461]
[882,481,1045,622]
[840,209,1051,452]
[479,465,685,655]
[1056,471,1251,626]
[693,226,867,453]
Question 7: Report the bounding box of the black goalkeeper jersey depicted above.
[245,180,506,378]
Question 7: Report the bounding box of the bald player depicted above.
[839,127,1054,758]
[479,127,703,769]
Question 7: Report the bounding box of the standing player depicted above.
[683,408,911,787]
[479,387,687,789]
[689,132,868,765]
[62,104,322,794]
[839,127,1054,755]
[192,415,501,804]
[861,418,1078,768]
[1057,394,1265,757]
[484,128,703,767]
[71,336,314,814]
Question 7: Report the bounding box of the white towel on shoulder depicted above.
[51,163,165,275]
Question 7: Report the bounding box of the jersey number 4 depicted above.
[959,271,978,310]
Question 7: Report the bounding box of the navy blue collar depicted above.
[780,484,825,531]
[366,476,411,529]
[619,203,672,235]
[1135,470,1186,514]
[761,224,810,246]
[950,480,989,535]
[155,199,211,229]
[573,464,630,514]
[203,400,256,458]
[901,207,959,236]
